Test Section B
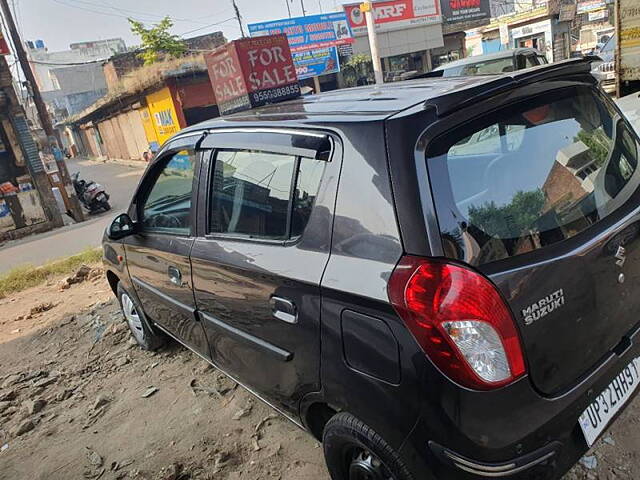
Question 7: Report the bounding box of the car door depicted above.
[190,128,339,417]
[125,135,210,359]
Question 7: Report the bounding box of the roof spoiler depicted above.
[407,70,444,80]
[425,56,602,117]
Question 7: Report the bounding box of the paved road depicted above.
[617,92,640,135]
[0,157,146,274]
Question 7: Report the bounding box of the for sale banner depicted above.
[344,0,441,35]
[205,43,251,115]
[206,34,301,115]
[235,35,300,107]
[292,47,340,80]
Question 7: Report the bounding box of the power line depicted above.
[178,17,237,37]
[50,0,233,26]
[231,0,245,38]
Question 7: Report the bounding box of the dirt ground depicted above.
[0,268,638,480]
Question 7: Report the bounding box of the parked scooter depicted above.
[71,172,111,214]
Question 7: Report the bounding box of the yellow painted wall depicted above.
[146,87,181,147]
[140,106,159,150]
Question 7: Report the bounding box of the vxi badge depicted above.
[522,289,565,326]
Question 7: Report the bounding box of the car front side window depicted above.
[140,149,196,235]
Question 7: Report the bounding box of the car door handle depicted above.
[167,266,182,286]
[270,296,297,324]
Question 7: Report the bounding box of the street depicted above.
[0,158,145,274]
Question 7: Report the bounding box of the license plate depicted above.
[606,72,616,80]
[579,358,640,446]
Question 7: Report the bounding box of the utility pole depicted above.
[0,0,84,222]
[361,1,383,84]
[300,0,307,16]
[285,0,292,18]
[232,0,246,37]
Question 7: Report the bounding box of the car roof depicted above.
[433,48,542,71]
[179,75,501,128]
[172,58,595,139]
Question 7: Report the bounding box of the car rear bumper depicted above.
[401,333,640,479]
[429,441,560,478]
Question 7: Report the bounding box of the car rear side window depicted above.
[428,87,640,265]
[209,149,324,241]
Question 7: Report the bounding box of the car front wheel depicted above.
[323,413,414,480]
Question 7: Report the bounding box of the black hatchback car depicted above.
[103,58,640,480]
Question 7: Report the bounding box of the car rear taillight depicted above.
[388,256,526,390]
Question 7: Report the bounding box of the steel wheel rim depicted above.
[121,293,145,343]
[347,448,394,480]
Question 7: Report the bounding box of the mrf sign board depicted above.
[205,34,300,115]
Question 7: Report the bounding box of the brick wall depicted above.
[102,32,226,92]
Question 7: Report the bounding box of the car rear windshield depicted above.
[427,87,640,266]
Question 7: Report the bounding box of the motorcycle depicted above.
[71,172,111,214]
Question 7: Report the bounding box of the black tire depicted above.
[103,201,111,211]
[116,283,165,351]
[323,412,414,480]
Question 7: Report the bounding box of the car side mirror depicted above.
[108,213,137,240]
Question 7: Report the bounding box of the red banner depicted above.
[344,0,440,34]
[205,34,300,115]
[0,32,10,56]
[235,35,298,94]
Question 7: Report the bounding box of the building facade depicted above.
[466,5,572,62]
[69,64,219,163]
[0,55,62,240]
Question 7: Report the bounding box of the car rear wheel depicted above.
[323,413,414,480]
[117,283,164,351]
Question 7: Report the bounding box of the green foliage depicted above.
[341,54,374,87]
[0,248,102,298]
[129,16,186,65]
[467,189,546,239]
[575,129,610,167]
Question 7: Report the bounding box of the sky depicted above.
[6,0,346,52]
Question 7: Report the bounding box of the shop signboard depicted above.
[248,12,354,53]
[588,9,608,21]
[205,34,300,116]
[618,0,640,83]
[510,19,551,39]
[499,22,509,45]
[344,0,441,35]
[292,47,340,80]
[145,87,181,145]
[559,3,577,22]
[440,0,490,24]
[0,32,9,56]
[577,0,606,14]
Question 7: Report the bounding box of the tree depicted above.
[128,16,186,65]
[467,189,546,239]
[341,54,374,87]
